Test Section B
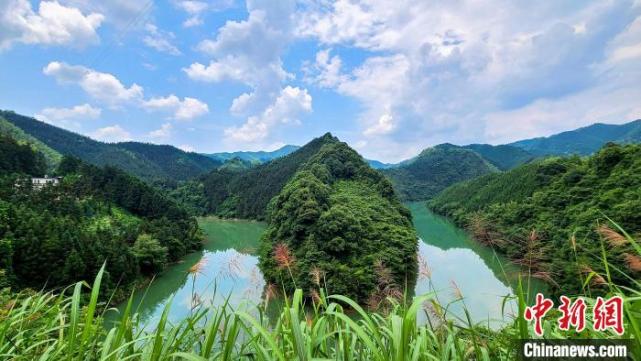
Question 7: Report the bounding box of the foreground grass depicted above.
[1,222,640,360]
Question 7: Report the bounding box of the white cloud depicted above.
[60,0,151,29]
[364,112,395,136]
[142,95,209,120]
[143,23,181,55]
[173,0,234,27]
[35,103,101,130]
[147,123,173,140]
[0,0,104,50]
[90,125,131,143]
[225,86,312,143]
[184,0,295,114]
[43,61,143,106]
[44,61,208,119]
[296,0,641,162]
[178,144,195,152]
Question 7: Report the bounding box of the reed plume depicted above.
[623,253,641,272]
[273,243,295,270]
[597,225,627,247]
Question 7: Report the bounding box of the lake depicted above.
[106,202,544,328]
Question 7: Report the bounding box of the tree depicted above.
[132,234,168,274]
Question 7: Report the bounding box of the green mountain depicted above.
[0,115,62,169]
[0,136,202,292]
[218,156,254,171]
[462,144,534,170]
[258,139,417,303]
[205,145,300,164]
[429,143,641,295]
[510,119,641,156]
[382,143,498,201]
[197,133,338,219]
[0,110,221,182]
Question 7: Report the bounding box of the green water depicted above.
[107,204,543,327]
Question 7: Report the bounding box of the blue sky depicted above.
[1,0,640,162]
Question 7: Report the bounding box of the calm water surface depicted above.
[107,203,543,327]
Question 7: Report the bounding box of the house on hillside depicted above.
[31,175,61,189]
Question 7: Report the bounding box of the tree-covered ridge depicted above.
[0,116,61,170]
[192,133,340,219]
[462,144,534,170]
[0,110,221,183]
[0,142,202,294]
[510,119,641,156]
[382,143,498,201]
[0,134,47,176]
[258,140,418,303]
[429,143,641,295]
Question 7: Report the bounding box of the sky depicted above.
[1,0,640,162]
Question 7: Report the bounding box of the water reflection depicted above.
[107,205,544,328]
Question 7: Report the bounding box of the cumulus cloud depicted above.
[44,61,209,119]
[43,61,143,106]
[0,0,104,50]
[35,103,101,130]
[297,0,641,161]
[142,95,209,120]
[143,23,181,55]
[60,0,151,29]
[364,112,395,136]
[147,123,173,140]
[186,0,312,147]
[225,86,312,143]
[90,125,131,143]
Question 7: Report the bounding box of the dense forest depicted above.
[258,138,418,304]
[430,143,641,295]
[0,110,221,183]
[0,136,202,295]
[176,133,339,219]
[382,143,497,201]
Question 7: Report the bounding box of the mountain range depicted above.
[2,108,640,203]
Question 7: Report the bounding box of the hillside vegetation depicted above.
[510,119,641,156]
[430,143,641,295]
[462,144,534,170]
[258,140,417,303]
[0,110,221,183]
[0,136,202,295]
[205,145,300,164]
[179,133,339,219]
[382,143,497,201]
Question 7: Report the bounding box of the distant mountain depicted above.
[509,119,641,156]
[462,144,534,170]
[0,110,221,182]
[382,143,497,201]
[205,145,300,164]
[197,133,339,219]
[367,159,396,169]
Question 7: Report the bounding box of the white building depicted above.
[31,175,61,189]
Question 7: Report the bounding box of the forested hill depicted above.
[382,143,497,201]
[0,135,202,294]
[429,143,641,295]
[0,110,221,183]
[205,145,300,164]
[462,144,534,170]
[258,140,418,303]
[509,119,641,156]
[190,133,339,219]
